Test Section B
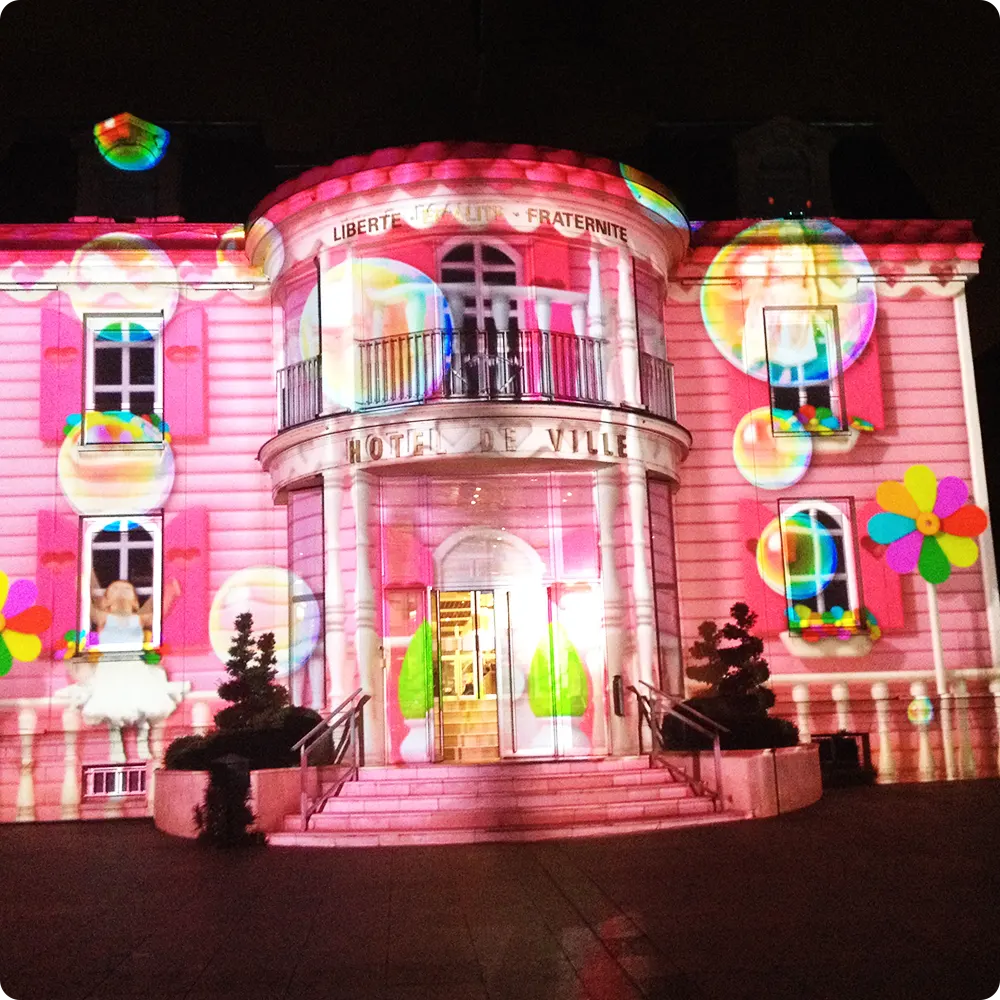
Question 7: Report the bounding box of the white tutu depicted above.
[71,658,187,727]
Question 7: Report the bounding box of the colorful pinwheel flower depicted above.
[0,572,53,676]
[867,465,988,585]
[54,629,90,660]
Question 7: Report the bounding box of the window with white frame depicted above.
[763,306,847,436]
[440,243,519,331]
[777,498,864,628]
[84,315,164,445]
[81,515,163,651]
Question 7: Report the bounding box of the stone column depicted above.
[911,681,935,781]
[831,683,852,732]
[791,684,812,743]
[191,701,212,735]
[596,467,631,754]
[16,707,36,823]
[953,679,977,779]
[61,707,82,820]
[352,467,384,764]
[871,682,895,783]
[323,469,349,708]
[625,457,656,695]
[616,248,641,407]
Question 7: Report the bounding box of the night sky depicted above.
[1,0,998,430]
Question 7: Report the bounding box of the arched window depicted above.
[440,242,519,331]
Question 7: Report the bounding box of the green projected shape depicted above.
[528,622,588,718]
[398,620,433,719]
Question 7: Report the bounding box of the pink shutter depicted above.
[39,298,83,444]
[163,307,207,442]
[858,499,904,629]
[738,498,788,635]
[163,506,210,650]
[842,327,885,429]
[37,509,80,642]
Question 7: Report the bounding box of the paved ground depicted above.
[1,781,998,1000]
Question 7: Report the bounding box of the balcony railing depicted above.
[277,330,676,430]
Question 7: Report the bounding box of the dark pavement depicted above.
[1,781,998,1000]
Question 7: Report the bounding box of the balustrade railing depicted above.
[277,331,677,430]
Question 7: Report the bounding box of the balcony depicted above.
[277,328,675,431]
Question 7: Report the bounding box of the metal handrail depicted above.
[629,681,729,811]
[296,688,370,830]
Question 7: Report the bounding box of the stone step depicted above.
[349,756,652,782]
[441,746,499,762]
[270,809,744,848]
[441,731,500,748]
[442,722,499,737]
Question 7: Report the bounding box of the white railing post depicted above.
[191,701,212,735]
[910,681,935,781]
[17,707,37,823]
[871,682,896,783]
[61,707,82,820]
[953,680,976,779]
[831,683,852,732]
[791,684,812,743]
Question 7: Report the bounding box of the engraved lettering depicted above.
[617,434,627,458]
[480,428,494,452]
[504,427,517,452]
[586,430,599,455]
[548,428,564,452]
[388,433,403,457]
[347,438,362,463]
[602,432,614,456]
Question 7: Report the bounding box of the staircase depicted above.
[440,698,500,762]
[269,757,745,848]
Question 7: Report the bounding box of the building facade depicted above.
[0,141,996,822]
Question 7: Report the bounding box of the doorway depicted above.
[433,590,500,762]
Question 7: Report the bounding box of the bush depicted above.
[662,695,800,751]
[194,754,265,848]
[165,706,323,771]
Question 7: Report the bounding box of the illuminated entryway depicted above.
[433,590,500,762]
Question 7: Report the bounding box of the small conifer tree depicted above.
[215,612,289,730]
[686,602,774,714]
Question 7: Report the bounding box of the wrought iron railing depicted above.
[630,680,728,811]
[277,332,677,430]
[292,687,370,830]
[639,352,676,420]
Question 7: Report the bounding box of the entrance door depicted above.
[433,590,500,762]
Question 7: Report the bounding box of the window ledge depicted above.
[780,630,873,658]
[811,429,860,454]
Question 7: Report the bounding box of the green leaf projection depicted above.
[398,620,433,719]
[528,622,588,718]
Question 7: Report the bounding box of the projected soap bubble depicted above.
[298,258,452,411]
[733,408,811,489]
[756,512,838,600]
[620,164,687,229]
[68,234,179,323]
[58,417,175,515]
[93,113,170,172]
[907,696,934,726]
[701,219,877,385]
[209,567,319,675]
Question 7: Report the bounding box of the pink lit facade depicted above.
[0,144,996,822]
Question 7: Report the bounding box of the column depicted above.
[911,681,935,781]
[871,682,895,783]
[831,683,852,732]
[953,679,977,778]
[616,248,641,407]
[191,701,212,735]
[596,467,631,754]
[587,246,604,340]
[791,684,812,743]
[16,707,36,823]
[323,469,349,707]
[61,707,82,820]
[625,458,657,695]
[352,467,384,764]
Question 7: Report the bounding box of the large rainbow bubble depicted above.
[733,408,811,489]
[701,220,877,386]
[58,417,174,515]
[620,164,687,229]
[756,512,838,600]
[299,257,452,411]
[209,567,319,676]
[68,234,179,323]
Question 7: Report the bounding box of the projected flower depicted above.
[867,465,988,585]
[0,573,53,676]
[54,629,95,660]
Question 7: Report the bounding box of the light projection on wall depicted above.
[786,605,881,643]
[620,164,687,229]
[907,695,934,726]
[0,572,52,676]
[756,512,837,599]
[701,220,877,384]
[93,113,170,172]
[68,234,179,322]
[58,421,175,515]
[733,408,812,489]
[528,622,588,717]
[209,567,320,676]
[398,620,433,720]
[298,257,452,411]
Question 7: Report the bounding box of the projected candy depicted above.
[58,418,175,515]
[68,234,179,322]
[93,113,170,172]
[620,164,687,229]
[209,567,319,675]
[299,258,452,411]
[756,512,837,599]
[733,408,811,489]
[701,219,877,385]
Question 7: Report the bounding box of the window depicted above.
[763,306,847,436]
[81,514,163,651]
[84,314,164,445]
[83,763,147,798]
[440,242,519,331]
[776,498,865,632]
